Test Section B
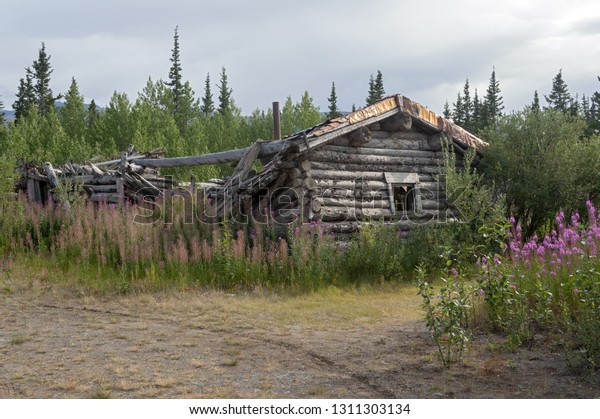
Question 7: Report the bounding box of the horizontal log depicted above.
[309,161,441,175]
[319,206,393,221]
[132,141,286,168]
[314,179,388,190]
[309,169,386,181]
[316,197,391,208]
[308,150,441,166]
[320,145,442,159]
[86,184,118,193]
[361,138,430,151]
[381,112,412,132]
[90,193,120,203]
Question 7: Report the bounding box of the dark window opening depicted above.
[393,185,415,213]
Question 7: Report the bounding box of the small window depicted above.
[385,172,421,216]
[393,185,415,212]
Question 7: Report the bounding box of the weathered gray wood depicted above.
[88,184,118,193]
[43,163,59,188]
[427,133,447,151]
[348,126,372,147]
[309,161,441,175]
[299,159,312,172]
[320,145,442,159]
[303,177,318,190]
[314,179,388,190]
[90,192,121,203]
[286,107,400,159]
[132,140,284,168]
[362,138,430,151]
[309,169,386,181]
[316,197,392,208]
[288,167,302,179]
[381,112,412,132]
[308,150,441,166]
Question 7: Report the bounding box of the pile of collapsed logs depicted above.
[16,147,177,205]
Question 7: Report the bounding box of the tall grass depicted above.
[1,193,450,294]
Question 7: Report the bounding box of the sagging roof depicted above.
[282,94,487,156]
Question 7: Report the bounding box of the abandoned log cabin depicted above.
[17,94,487,233]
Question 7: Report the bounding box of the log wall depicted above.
[279,125,452,226]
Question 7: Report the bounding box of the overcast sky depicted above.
[1,0,599,115]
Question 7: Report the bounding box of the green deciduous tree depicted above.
[59,77,88,147]
[481,108,596,236]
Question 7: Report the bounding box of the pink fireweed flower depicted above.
[479,289,485,296]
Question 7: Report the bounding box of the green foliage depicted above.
[217,67,233,116]
[481,108,596,237]
[482,68,504,127]
[366,70,385,105]
[31,43,61,116]
[327,81,341,119]
[416,266,472,367]
[59,78,88,149]
[201,73,215,116]
[544,69,572,114]
[13,68,36,122]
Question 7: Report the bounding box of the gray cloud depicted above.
[1,0,599,116]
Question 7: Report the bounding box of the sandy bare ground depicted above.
[0,278,598,399]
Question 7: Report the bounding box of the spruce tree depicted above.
[87,99,99,129]
[472,89,483,131]
[452,92,465,126]
[217,67,233,116]
[589,76,600,135]
[327,81,341,119]
[32,43,61,116]
[13,68,36,122]
[351,103,356,113]
[374,70,385,100]
[366,71,385,105]
[442,101,451,119]
[0,95,5,126]
[544,69,571,114]
[166,26,183,114]
[462,79,473,130]
[201,73,214,116]
[483,68,504,127]
[532,90,540,112]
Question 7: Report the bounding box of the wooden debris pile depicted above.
[15,147,177,205]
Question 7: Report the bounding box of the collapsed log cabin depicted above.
[15,95,486,233]
[16,147,176,205]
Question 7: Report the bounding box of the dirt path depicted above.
[0,281,598,398]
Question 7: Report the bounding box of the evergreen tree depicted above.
[472,89,483,131]
[452,92,465,126]
[366,70,385,105]
[327,82,341,119]
[589,76,600,134]
[201,73,215,116]
[462,79,473,129]
[13,68,36,122]
[0,95,5,126]
[483,68,504,127]
[58,77,88,145]
[87,99,99,129]
[442,101,451,119]
[544,69,571,114]
[351,103,356,113]
[374,70,385,100]
[581,94,590,122]
[569,93,580,117]
[165,26,183,115]
[532,90,540,112]
[32,43,61,116]
[217,67,233,115]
